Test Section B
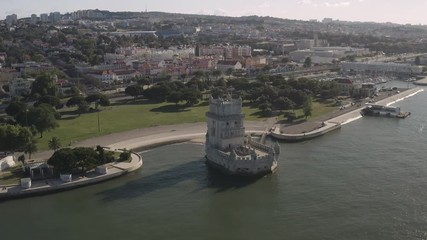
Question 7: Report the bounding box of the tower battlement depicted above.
[205,95,280,177]
[208,96,242,117]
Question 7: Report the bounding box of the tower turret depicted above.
[206,96,245,151]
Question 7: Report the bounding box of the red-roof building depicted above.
[216,60,243,72]
[335,78,361,96]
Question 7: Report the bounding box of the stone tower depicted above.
[205,95,280,176]
[206,96,245,151]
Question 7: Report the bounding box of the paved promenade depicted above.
[22,87,427,161]
[0,151,142,200]
[0,119,274,200]
[1,88,423,199]
[270,87,424,141]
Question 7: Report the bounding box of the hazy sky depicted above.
[1,0,427,25]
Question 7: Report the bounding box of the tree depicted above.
[320,81,340,99]
[32,53,44,62]
[137,78,151,86]
[281,57,289,63]
[6,101,27,118]
[215,78,227,88]
[0,124,33,152]
[24,138,38,160]
[225,68,233,76]
[120,150,131,162]
[47,147,99,174]
[27,104,59,138]
[35,95,61,108]
[210,87,226,99]
[31,73,58,97]
[48,137,62,151]
[166,91,183,105]
[181,88,202,106]
[18,155,25,165]
[192,71,204,80]
[289,89,308,107]
[63,86,81,96]
[180,73,187,82]
[125,85,144,99]
[259,101,272,114]
[96,145,105,164]
[212,70,222,80]
[78,101,90,115]
[85,93,110,107]
[273,97,295,112]
[72,147,99,173]
[304,57,312,68]
[303,98,313,119]
[2,84,9,92]
[66,96,86,107]
[415,56,421,66]
[142,84,172,102]
[47,148,76,174]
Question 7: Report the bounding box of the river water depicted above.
[1,83,427,240]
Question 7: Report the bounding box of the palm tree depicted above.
[25,138,38,160]
[48,137,62,151]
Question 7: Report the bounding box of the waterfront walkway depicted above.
[0,121,273,200]
[270,87,424,141]
[0,151,142,200]
[1,87,423,199]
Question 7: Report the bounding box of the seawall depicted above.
[0,152,143,201]
[270,87,424,141]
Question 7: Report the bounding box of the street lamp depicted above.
[97,110,100,133]
[25,108,28,126]
[25,108,31,160]
[96,100,100,133]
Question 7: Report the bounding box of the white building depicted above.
[87,70,116,83]
[31,14,38,24]
[322,18,333,23]
[335,78,361,96]
[295,39,315,50]
[40,14,49,23]
[5,14,17,26]
[49,12,61,23]
[419,55,427,65]
[216,60,242,72]
[290,47,370,64]
[198,45,251,59]
[205,96,280,176]
[341,62,423,74]
[9,78,35,97]
[0,156,15,172]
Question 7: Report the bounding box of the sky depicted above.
[1,0,427,25]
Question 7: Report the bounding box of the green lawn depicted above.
[37,99,336,150]
[0,166,25,185]
[310,100,338,118]
[38,100,266,150]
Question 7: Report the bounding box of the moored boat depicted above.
[360,104,410,118]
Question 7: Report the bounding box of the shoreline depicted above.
[1,87,424,200]
[0,151,143,201]
[270,87,424,141]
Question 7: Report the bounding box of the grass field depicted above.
[36,99,336,150]
[0,166,25,185]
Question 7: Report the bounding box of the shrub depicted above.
[119,151,131,162]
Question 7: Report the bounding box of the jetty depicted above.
[0,150,142,201]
